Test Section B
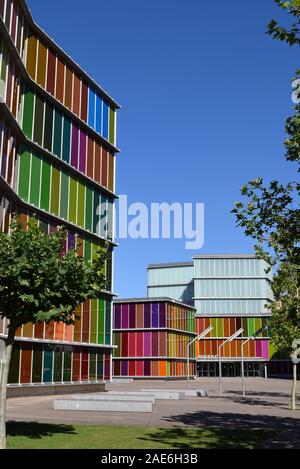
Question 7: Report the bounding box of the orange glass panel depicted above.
[26,34,37,79]
[55,59,65,103]
[37,40,47,88]
[22,322,33,339]
[159,361,167,377]
[64,67,73,109]
[72,74,80,116]
[55,322,64,341]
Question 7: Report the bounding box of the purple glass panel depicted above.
[144,360,151,376]
[114,304,121,329]
[121,304,129,329]
[121,360,128,376]
[68,231,76,250]
[129,304,136,329]
[49,223,56,234]
[144,303,151,328]
[262,340,269,360]
[255,340,262,358]
[71,125,79,169]
[159,302,166,328]
[79,130,87,174]
[144,332,151,357]
[151,303,159,328]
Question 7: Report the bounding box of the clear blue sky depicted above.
[28,0,298,298]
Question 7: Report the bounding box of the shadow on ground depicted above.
[7,421,77,440]
[159,410,300,448]
[139,425,274,449]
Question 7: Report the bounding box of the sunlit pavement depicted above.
[5,378,300,448]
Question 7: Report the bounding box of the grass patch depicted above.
[6,422,275,449]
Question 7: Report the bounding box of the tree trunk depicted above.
[291,363,297,411]
[0,323,17,450]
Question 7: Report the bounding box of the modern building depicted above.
[148,255,275,377]
[0,0,120,388]
[113,298,197,379]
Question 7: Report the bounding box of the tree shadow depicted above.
[139,425,274,449]
[226,390,300,399]
[7,421,77,440]
[158,410,300,448]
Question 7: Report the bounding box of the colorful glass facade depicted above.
[148,256,276,377]
[113,299,197,378]
[0,0,120,385]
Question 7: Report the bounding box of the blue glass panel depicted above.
[102,101,109,139]
[96,95,102,134]
[88,88,96,129]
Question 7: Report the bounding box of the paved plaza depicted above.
[5,378,300,448]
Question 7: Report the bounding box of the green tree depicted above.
[232,0,300,409]
[0,217,108,449]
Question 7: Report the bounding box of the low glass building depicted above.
[113,298,197,379]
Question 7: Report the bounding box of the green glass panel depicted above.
[84,240,91,263]
[93,192,100,235]
[40,159,51,212]
[97,354,103,380]
[44,103,53,152]
[62,116,71,164]
[77,181,85,228]
[22,86,34,139]
[0,41,8,99]
[105,301,111,345]
[53,350,63,382]
[109,108,115,145]
[262,318,268,337]
[33,95,44,146]
[242,317,248,337]
[217,318,223,337]
[60,171,69,220]
[29,152,41,207]
[85,187,93,231]
[211,318,217,337]
[113,333,120,358]
[248,318,255,336]
[89,353,97,380]
[63,351,72,382]
[18,146,31,201]
[90,299,97,344]
[43,350,53,383]
[50,167,60,216]
[255,317,262,336]
[53,110,63,158]
[32,346,43,383]
[98,299,105,344]
[69,177,77,224]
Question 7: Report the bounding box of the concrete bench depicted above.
[72,393,156,404]
[54,398,153,413]
[111,378,134,384]
[108,390,185,400]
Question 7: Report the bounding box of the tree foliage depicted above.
[268,0,300,46]
[0,217,108,330]
[232,0,300,356]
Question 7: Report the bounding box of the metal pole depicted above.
[219,343,222,395]
[264,362,268,379]
[187,344,190,389]
[241,341,245,397]
[292,363,297,411]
